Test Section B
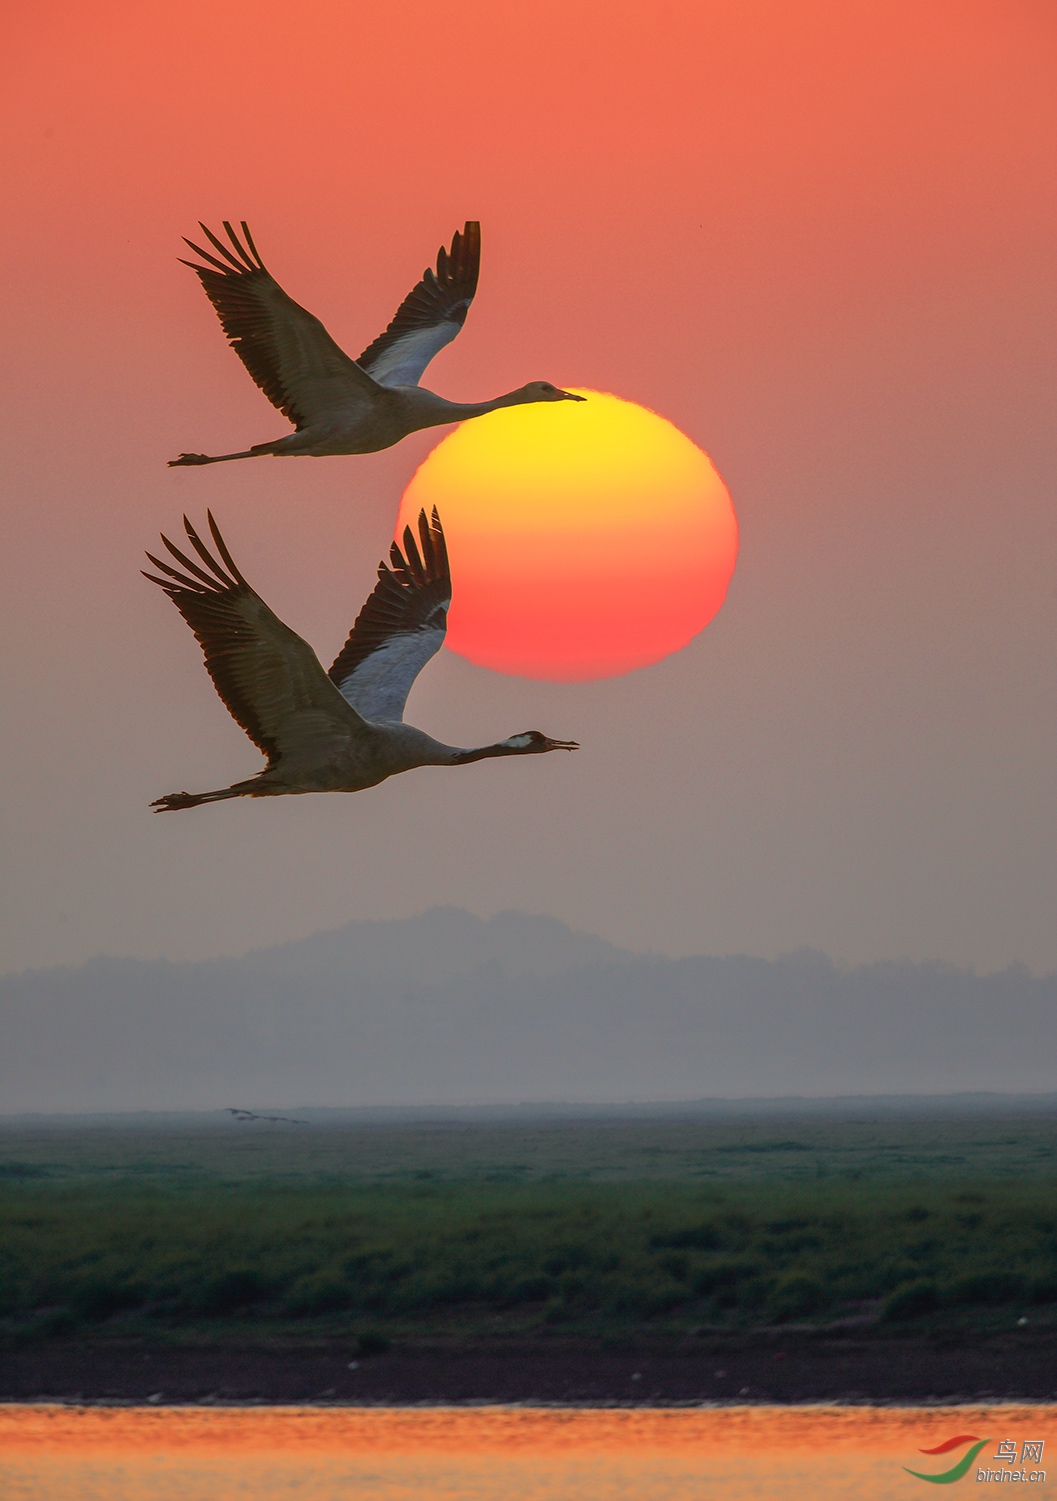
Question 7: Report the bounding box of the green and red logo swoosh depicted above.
[904,1434,990,1484]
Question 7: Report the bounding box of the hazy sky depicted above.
[1,0,1054,976]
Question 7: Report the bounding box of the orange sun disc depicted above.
[396,389,738,681]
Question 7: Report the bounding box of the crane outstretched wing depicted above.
[328,509,451,723]
[356,223,480,388]
[180,222,379,429]
[144,512,366,767]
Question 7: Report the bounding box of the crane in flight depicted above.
[168,221,584,467]
[144,508,578,809]
[226,1109,308,1126]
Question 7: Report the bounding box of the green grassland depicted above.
[1,1112,1055,1345]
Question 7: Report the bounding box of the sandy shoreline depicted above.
[3,1327,1056,1405]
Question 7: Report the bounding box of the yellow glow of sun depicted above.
[397,389,738,681]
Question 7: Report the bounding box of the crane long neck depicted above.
[394,728,536,768]
[447,738,534,765]
[425,388,532,422]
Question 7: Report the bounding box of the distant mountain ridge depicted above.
[239,906,627,983]
[1,908,1053,1111]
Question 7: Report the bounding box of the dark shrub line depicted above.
[3,1178,1055,1335]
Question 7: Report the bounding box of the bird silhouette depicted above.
[168,221,584,467]
[144,508,578,809]
[226,1109,308,1125]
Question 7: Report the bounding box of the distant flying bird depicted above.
[144,508,578,810]
[168,221,584,467]
[226,1108,308,1125]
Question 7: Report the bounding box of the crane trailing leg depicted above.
[168,439,288,467]
[151,778,267,812]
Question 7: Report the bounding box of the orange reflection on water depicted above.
[1,1404,1054,1501]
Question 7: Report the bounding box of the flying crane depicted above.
[169,221,584,467]
[144,509,578,810]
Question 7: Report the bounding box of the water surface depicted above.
[2,1404,1054,1499]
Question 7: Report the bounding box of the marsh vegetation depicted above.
[2,1111,1054,1345]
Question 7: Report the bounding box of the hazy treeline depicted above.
[2,908,1054,1110]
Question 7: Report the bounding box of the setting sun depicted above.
[397,391,739,681]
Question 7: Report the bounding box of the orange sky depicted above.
[1,0,1054,975]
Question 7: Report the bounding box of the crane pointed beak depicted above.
[557,389,587,401]
[546,738,580,751]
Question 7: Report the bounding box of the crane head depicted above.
[503,731,580,753]
[522,382,586,402]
